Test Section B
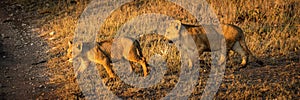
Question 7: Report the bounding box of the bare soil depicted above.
[0,0,55,99]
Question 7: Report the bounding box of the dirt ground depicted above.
[0,0,299,99]
[0,0,55,99]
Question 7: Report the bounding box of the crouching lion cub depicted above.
[165,20,263,67]
[67,37,148,78]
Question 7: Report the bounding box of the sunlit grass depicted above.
[14,0,299,99]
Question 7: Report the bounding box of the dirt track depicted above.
[0,1,54,99]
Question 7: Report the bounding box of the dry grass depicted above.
[14,0,300,99]
[207,0,299,58]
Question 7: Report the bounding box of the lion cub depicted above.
[165,20,263,66]
[67,37,148,78]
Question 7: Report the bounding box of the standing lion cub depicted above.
[67,37,148,78]
[165,20,263,67]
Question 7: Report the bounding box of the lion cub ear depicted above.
[165,20,182,41]
[173,20,182,30]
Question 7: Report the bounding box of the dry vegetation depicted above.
[13,0,300,99]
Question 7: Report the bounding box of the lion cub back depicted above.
[98,37,136,61]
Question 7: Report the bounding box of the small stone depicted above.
[228,74,235,79]
[48,37,55,40]
[29,77,35,80]
[49,31,55,36]
[38,85,44,88]
[31,28,40,32]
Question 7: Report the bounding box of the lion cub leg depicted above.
[87,47,116,78]
[232,41,248,66]
[75,58,90,78]
[126,45,148,77]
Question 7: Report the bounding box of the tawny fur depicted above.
[68,37,148,78]
[165,20,263,66]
